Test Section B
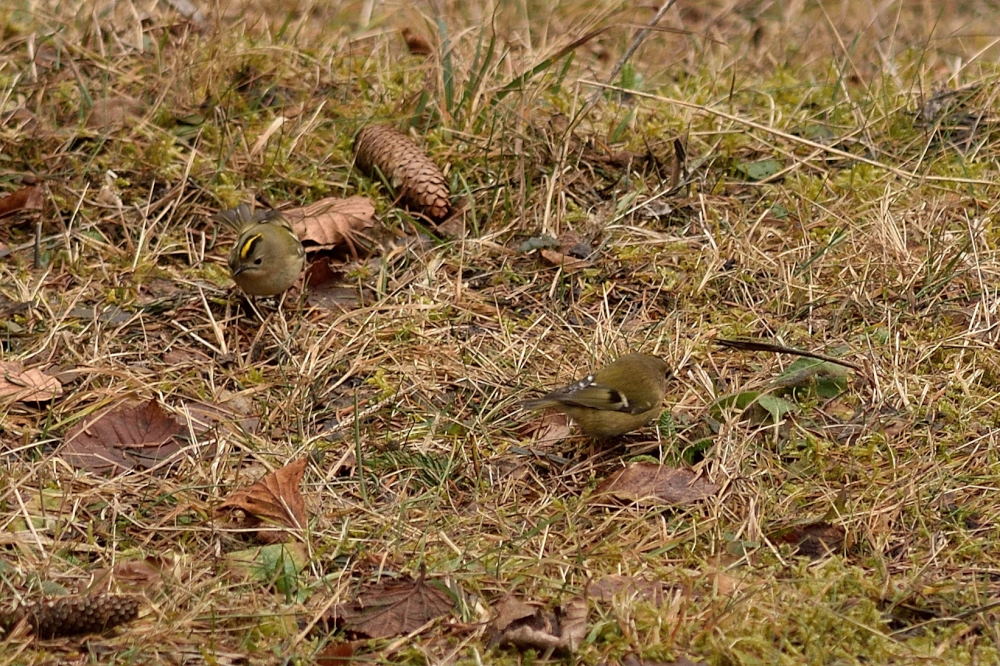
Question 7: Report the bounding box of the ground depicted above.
[1,0,1000,664]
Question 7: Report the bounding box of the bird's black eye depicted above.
[254,257,263,265]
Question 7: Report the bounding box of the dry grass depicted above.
[2,0,1000,663]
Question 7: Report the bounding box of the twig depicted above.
[714,337,861,371]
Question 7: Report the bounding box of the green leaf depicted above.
[518,235,558,253]
[757,394,798,421]
[711,390,762,418]
[226,542,308,600]
[735,158,783,181]
[712,390,798,423]
[774,358,850,396]
[681,437,714,466]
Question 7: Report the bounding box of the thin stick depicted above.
[714,337,861,371]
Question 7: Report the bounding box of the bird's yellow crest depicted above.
[239,234,263,260]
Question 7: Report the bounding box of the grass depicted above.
[2,0,1000,663]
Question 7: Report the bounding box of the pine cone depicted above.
[354,124,451,221]
[0,594,140,638]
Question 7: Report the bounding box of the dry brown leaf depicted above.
[594,463,718,506]
[0,362,63,404]
[216,457,308,542]
[307,285,365,311]
[489,595,587,654]
[539,248,591,272]
[586,575,674,605]
[86,95,143,132]
[60,400,185,476]
[284,196,376,255]
[401,27,433,55]
[323,574,454,639]
[316,641,361,665]
[775,521,846,557]
[180,397,259,437]
[0,185,43,219]
[560,597,588,652]
[491,596,540,632]
[89,556,170,594]
[527,412,574,448]
[304,258,368,310]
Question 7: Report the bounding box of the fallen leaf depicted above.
[60,400,186,476]
[489,595,588,654]
[180,397,259,436]
[323,574,454,639]
[224,542,307,597]
[216,458,308,542]
[518,235,559,253]
[586,575,673,605]
[284,196,377,255]
[86,95,143,132]
[0,185,43,219]
[775,522,846,558]
[401,27,433,55]
[594,463,718,506]
[560,597,587,652]
[308,285,364,311]
[527,412,574,448]
[305,257,344,287]
[89,556,171,594]
[304,259,368,310]
[0,362,63,404]
[735,157,783,181]
[315,641,358,665]
[491,596,540,632]
[540,248,591,272]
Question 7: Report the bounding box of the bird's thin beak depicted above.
[232,266,246,276]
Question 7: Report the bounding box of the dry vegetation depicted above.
[2,0,1000,663]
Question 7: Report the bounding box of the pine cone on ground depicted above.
[354,124,451,221]
[0,594,140,638]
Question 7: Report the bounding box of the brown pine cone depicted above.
[354,124,451,221]
[0,594,140,638]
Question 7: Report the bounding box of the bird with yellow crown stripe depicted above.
[218,204,305,297]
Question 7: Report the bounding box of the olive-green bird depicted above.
[523,353,671,438]
[220,204,305,297]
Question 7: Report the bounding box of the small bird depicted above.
[523,353,671,438]
[221,204,305,297]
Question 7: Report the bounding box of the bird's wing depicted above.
[556,384,630,411]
